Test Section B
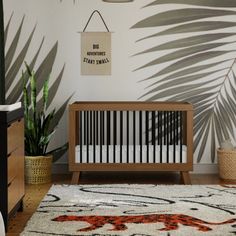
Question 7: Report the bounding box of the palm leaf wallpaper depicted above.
[4,14,71,162]
[5,0,236,167]
[131,0,236,163]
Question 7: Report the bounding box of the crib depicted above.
[69,101,193,184]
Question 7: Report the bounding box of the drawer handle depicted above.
[8,176,17,187]
[7,147,18,157]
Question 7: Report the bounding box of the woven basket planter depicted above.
[25,155,52,184]
[217,149,236,181]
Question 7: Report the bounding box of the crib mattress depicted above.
[75,145,187,164]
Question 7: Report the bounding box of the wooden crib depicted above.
[69,101,193,184]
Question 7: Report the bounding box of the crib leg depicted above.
[71,172,81,184]
[180,171,191,185]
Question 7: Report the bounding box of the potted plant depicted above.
[23,63,62,184]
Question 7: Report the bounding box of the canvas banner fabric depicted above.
[81,32,111,75]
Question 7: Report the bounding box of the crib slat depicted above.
[139,111,142,163]
[170,112,173,145]
[127,111,129,163]
[100,111,102,163]
[86,111,89,163]
[102,111,105,145]
[133,111,136,163]
[167,111,169,163]
[152,111,155,163]
[159,111,163,163]
[84,111,86,145]
[164,111,167,145]
[90,111,92,144]
[79,111,83,163]
[176,111,179,145]
[173,111,176,163]
[93,111,95,163]
[146,111,149,163]
[107,111,110,163]
[180,111,183,163]
[96,111,98,145]
[114,111,117,163]
[158,111,160,145]
[120,111,123,163]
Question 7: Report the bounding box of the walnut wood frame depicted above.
[69,102,193,185]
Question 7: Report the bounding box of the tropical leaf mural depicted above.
[5,14,71,162]
[131,1,236,163]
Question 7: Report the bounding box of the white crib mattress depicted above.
[75,145,187,164]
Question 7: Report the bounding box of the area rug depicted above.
[21,184,236,236]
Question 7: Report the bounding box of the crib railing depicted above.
[69,102,193,184]
[77,110,185,164]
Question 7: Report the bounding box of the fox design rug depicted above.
[21,185,236,236]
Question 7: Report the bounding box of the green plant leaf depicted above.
[34,42,58,94]
[30,71,36,114]
[37,64,65,111]
[43,77,49,111]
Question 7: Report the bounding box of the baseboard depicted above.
[52,163,218,174]
[52,163,69,174]
[192,164,218,174]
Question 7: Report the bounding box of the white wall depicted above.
[4,0,236,173]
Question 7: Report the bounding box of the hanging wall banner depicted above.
[81,11,112,75]
[81,32,111,75]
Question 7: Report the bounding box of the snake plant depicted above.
[23,63,63,157]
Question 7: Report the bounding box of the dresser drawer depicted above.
[8,177,20,213]
[8,151,19,184]
[7,119,24,155]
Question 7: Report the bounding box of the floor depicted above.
[6,172,235,236]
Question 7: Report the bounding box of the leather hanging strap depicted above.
[83,10,110,32]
